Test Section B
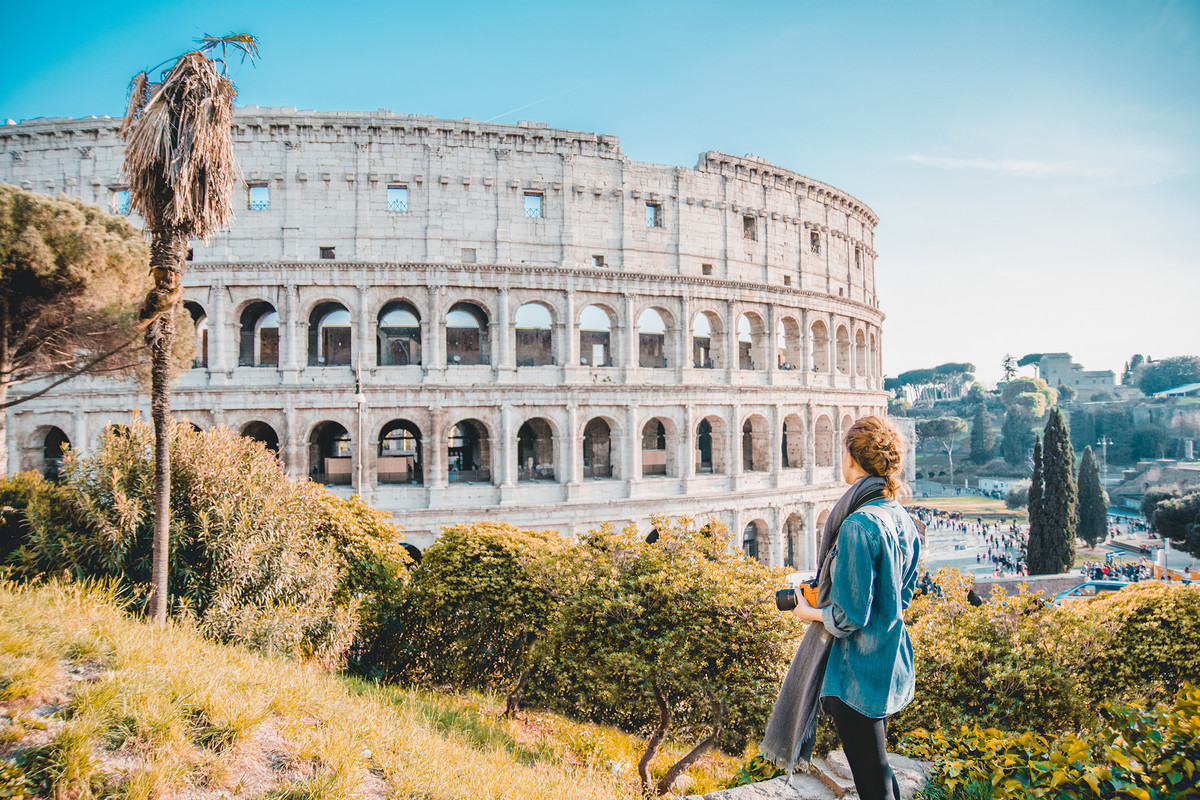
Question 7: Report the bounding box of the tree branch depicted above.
[1,334,140,409]
[655,694,725,797]
[638,679,672,798]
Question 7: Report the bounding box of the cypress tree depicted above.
[1077,445,1107,548]
[1040,409,1077,573]
[970,407,995,464]
[1026,434,1047,572]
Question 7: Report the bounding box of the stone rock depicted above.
[683,751,929,800]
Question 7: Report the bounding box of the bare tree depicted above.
[121,33,257,623]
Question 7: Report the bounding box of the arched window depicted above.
[742,414,769,472]
[784,513,805,568]
[641,419,668,476]
[836,325,851,375]
[448,419,490,483]
[238,302,278,367]
[515,302,553,367]
[582,418,613,479]
[777,316,803,370]
[855,330,867,376]
[43,427,69,481]
[184,301,208,368]
[810,320,830,372]
[379,420,422,485]
[579,305,613,367]
[692,313,714,369]
[742,521,760,561]
[517,419,554,481]
[696,416,727,475]
[783,414,805,469]
[446,302,490,365]
[310,421,351,484]
[309,303,351,366]
[737,313,766,370]
[815,416,835,467]
[241,421,280,453]
[638,308,667,368]
[378,301,421,366]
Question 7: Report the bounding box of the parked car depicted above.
[1053,580,1130,604]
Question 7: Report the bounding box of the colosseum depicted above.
[1,107,890,565]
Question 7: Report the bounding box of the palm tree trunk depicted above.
[144,229,186,624]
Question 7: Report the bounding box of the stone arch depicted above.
[582,416,615,479]
[737,311,766,370]
[40,426,70,480]
[835,324,851,375]
[869,331,878,377]
[517,417,556,482]
[855,329,868,376]
[637,306,672,369]
[815,415,835,467]
[741,413,770,472]
[784,512,806,568]
[237,300,279,368]
[515,301,554,367]
[309,420,351,484]
[691,310,725,369]
[810,319,829,373]
[240,421,280,453]
[776,314,803,370]
[446,301,491,365]
[378,300,422,366]
[448,418,491,483]
[379,419,423,485]
[841,413,855,440]
[783,413,805,469]
[309,301,352,366]
[183,300,208,368]
[695,415,728,475]
[742,518,768,564]
[578,303,614,367]
[640,416,679,478]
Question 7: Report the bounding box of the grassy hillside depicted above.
[0,582,743,799]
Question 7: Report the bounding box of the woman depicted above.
[766,415,921,800]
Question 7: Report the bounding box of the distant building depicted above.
[1109,460,1200,511]
[1038,353,1115,399]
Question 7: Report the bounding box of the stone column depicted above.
[766,303,777,382]
[563,290,579,380]
[768,404,782,487]
[726,300,738,380]
[676,294,690,383]
[805,402,816,483]
[805,504,818,569]
[626,404,640,494]
[730,404,743,478]
[499,403,516,497]
[799,308,809,387]
[497,287,513,371]
[623,293,637,379]
[565,403,581,497]
[283,284,301,379]
[210,284,228,375]
[679,404,694,489]
[284,403,303,478]
[427,408,447,505]
[357,284,370,371]
[72,410,88,459]
[425,284,443,379]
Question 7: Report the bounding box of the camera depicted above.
[775,577,819,611]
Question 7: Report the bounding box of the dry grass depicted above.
[0,582,743,799]
[912,496,1027,520]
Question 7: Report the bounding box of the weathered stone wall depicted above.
[2,108,889,562]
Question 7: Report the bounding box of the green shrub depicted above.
[363,520,572,692]
[899,682,1200,800]
[10,418,409,665]
[0,472,57,567]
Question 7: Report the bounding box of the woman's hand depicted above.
[791,589,824,623]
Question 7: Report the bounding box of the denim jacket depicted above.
[819,498,921,718]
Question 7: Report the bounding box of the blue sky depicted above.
[3,0,1197,386]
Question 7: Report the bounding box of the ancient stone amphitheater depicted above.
[1,108,889,562]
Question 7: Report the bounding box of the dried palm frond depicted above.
[121,40,254,241]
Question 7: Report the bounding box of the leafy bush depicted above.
[1004,482,1030,509]
[9,419,409,664]
[363,520,572,695]
[900,682,1200,800]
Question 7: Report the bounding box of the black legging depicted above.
[823,695,901,800]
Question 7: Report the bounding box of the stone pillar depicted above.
[357,284,370,370]
[766,303,777,382]
[563,291,578,372]
[771,505,785,568]
[623,293,637,379]
[730,404,743,478]
[827,311,836,375]
[210,284,228,374]
[284,284,301,378]
[427,408,447,505]
[805,504,818,569]
[425,284,443,378]
[565,403,581,497]
[499,403,516,492]
[679,405,694,488]
[497,287,513,370]
[726,300,738,380]
[72,410,88,459]
[626,404,640,493]
[799,308,809,387]
[284,403,303,478]
[805,402,816,483]
[768,404,782,486]
[676,295,690,383]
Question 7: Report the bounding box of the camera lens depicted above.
[775,587,797,612]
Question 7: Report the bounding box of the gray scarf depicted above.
[759,475,887,776]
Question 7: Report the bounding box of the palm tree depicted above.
[121,34,258,624]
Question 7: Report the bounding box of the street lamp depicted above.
[1097,436,1113,486]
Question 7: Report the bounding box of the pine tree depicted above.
[1040,409,1077,573]
[970,407,995,464]
[1001,408,1032,465]
[1077,445,1108,548]
[1026,434,1047,572]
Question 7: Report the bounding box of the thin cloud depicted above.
[899,154,1103,177]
